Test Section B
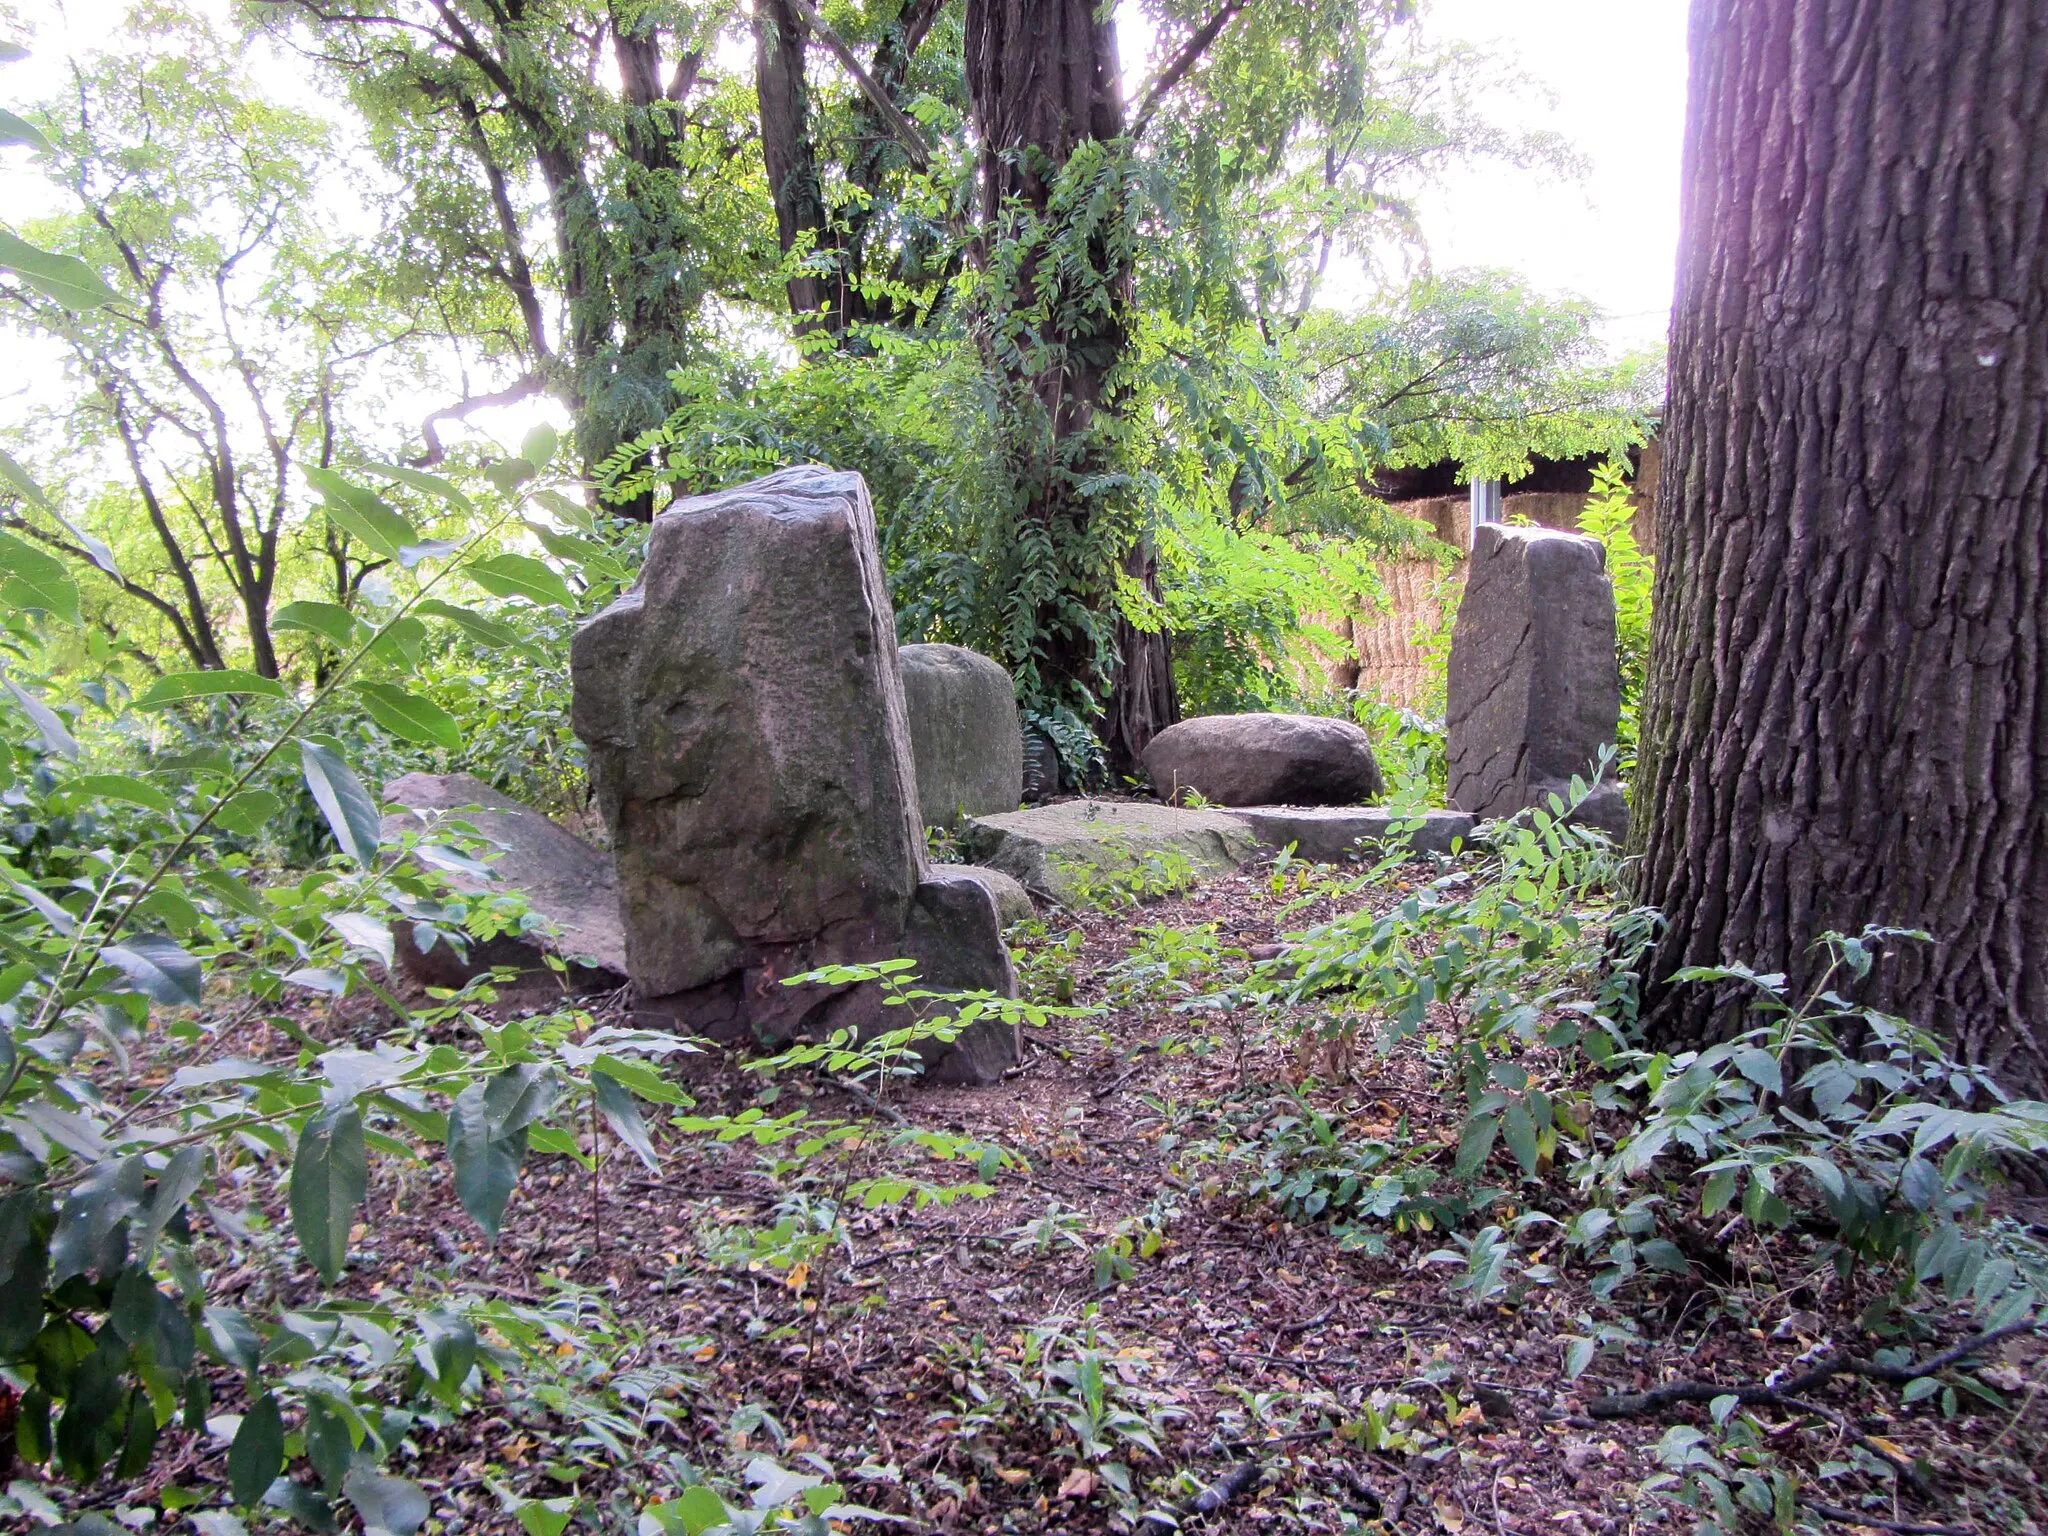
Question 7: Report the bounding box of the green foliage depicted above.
[1595,930,2048,1325]
[0,432,709,1525]
[937,1310,1186,1517]
[1577,456,1654,771]
[1051,847,1201,912]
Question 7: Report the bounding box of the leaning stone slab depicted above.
[899,643,1024,826]
[380,773,626,991]
[1227,806,1475,864]
[1143,712,1384,807]
[930,863,1036,928]
[1447,525,1630,839]
[569,466,1015,1081]
[958,801,1260,906]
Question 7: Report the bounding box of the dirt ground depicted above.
[43,860,2048,1536]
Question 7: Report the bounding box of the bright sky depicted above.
[1410,0,1689,354]
[1,0,1690,459]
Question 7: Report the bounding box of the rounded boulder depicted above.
[899,643,1024,826]
[1143,712,1384,808]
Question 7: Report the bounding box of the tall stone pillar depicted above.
[570,466,1017,1081]
[1447,525,1630,838]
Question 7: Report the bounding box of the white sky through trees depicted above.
[1412,0,1687,354]
[1,0,1688,455]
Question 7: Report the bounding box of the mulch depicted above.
[33,859,2048,1535]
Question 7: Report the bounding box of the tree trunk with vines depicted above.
[965,0,1174,762]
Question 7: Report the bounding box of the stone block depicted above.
[1227,806,1475,863]
[958,800,1260,906]
[930,863,1036,927]
[1143,712,1383,807]
[569,466,1014,1080]
[1447,525,1629,838]
[899,643,1023,825]
[380,773,626,991]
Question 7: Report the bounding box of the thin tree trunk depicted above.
[1104,541,1177,779]
[1634,0,2048,1092]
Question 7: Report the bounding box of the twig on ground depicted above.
[1278,1304,1337,1337]
[831,1076,909,1125]
[1091,1062,1149,1099]
[1384,1470,1414,1528]
[1587,1322,2036,1419]
[1799,1500,1975,1536]
[1774,1394,1923,1489]
[1135,1460,1262,1534]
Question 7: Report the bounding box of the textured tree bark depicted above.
[1635,0,2048,1092]
[1104,542,1180,780]
[754,0,832,324]
[965,0,1178,753]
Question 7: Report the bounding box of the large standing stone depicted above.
[379,773,627,991]
[898,644,1024,826]
[1446,525,1629,837]
[1143,713,1385,807]
[959,801,1260,907]
[569,466,1016,1080]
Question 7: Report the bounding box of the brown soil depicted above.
[34,861,2048,1536]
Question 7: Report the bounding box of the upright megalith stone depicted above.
[898,643,1024,825]
[1446,525,1629,837]
[569,466,1016,1081]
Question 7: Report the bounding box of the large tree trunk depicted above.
[1634,0,2048,1092]
[964,0,1176,754]
[754,0,833,326]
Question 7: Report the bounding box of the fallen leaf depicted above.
[1057,1468,1097,1499]
[786,1262,809,1292]
[1433,1494,1467,1532]
[996,1469,1031,1486]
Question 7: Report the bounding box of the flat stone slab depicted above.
[958,801,1260,906]
[381,773,627,991]
[1227,806,1475,864]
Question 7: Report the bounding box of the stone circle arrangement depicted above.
[382,467,1629,1084]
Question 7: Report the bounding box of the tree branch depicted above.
[411,373,546,465]
[1129,1,1247,142]
[778,0,930,172]
[1,515,213,670]
[1587,1321,2035,1419]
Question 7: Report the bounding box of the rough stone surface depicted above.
[569,466,1015,1080]
[380,773,626,991]
[1228,806,1476,863]
[898,644,1023,825]
[1447,525,1629,838]
[959,801,1260,906]
[931,863,1036,927]
[1143,713,1385,808]
[903,873,1022,1084]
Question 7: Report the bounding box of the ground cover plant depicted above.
[5,4,2048,1535]
[3,702,2044,1535]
